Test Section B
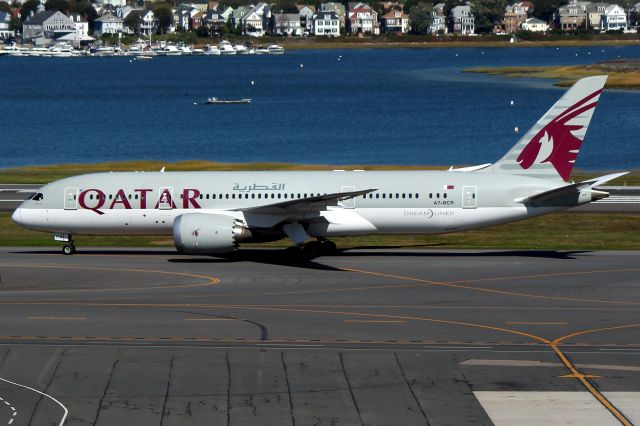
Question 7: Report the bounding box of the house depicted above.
[430,3,447,34]
[452,4,474,34]
[190,9,204,30]
[93,0,126,7]
[173,7,191,31]
[601,4,627,31]
[503,1,533,33]
[219,6,234,22]
[273,13,302,35]
[123,9,155,35]
[320,2,346,29]
[586,3,608,29]
[203,10,226,34]
[381,9,409,34]
[231,6,251,28]
[93,13,124,36]
[521,17,548,31]
[297,4,316,31]
[68,13,89,39]
[23,10,76,44]
[0,11,13,39]
[312,10,340,36]
[347,2,379,34]
[240,8,264,36]
[557,1,590,30]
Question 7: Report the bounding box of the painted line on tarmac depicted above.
[506,322,567,325]
[0,377,67,426]
[0,395,17,425]
[27,317,86,321]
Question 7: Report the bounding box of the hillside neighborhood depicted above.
[0,0,639,46]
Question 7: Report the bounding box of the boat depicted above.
[255,46,270,55]
[267,44,285,54]
[204,45,220,55]
[233,44,249,55]
[136,55,154,60]
[218,40,236,55]
[206,97,251,104]
[3,44,28,56]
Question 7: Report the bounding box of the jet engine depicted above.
[173,213,251,254]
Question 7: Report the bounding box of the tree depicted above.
[533,0,563,23]
[20,0,39,21]
[443,0,463,33]
[124,12,142,34]
[0,1,10,13]
[409,2,432,34]
[271,1,299,13]
[472,0,507,34]
[45,0,70,14]
[153,3,173,34]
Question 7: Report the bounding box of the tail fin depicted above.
[490,75,607,181]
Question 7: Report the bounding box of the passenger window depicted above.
[382,194,386,199]
[278,194,281,199]
[429,193,432,199]
[444,193,447,199]
[225,194,229,199]
[408,193,412,199]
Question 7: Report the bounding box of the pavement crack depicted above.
[338,352,363,426]
[394,353,429,425]
[92,358,119,426]
[226,351,231,426]
[281,352,296,426]
[159,355,174,426]
[0,348,10,369]
[27,348,66,426]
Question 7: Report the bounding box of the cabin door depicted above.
[64,187,78,210]
[462,186,478,209]
[339,185,355,209]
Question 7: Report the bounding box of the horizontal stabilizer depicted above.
[448,164,492,172]
[515,172,628,205]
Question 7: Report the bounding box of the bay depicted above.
[1,45,639,170]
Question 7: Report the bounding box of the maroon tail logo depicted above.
[517,89,602,181]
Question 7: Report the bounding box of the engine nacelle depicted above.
[173,213,251,254]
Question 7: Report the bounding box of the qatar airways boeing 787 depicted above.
[12,75,625,258]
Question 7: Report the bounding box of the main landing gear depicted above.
[55,233,76,255]
[286,239,337,262]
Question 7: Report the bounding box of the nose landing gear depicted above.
[55,233,76,255]
[62,243,76,255]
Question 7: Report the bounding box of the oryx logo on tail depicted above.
[517,89,602,181]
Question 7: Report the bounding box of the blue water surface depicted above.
[1,45,639,170]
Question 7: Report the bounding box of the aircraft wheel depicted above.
[303,241,321,260]
[62,244,75,255]
[319,240,337,256]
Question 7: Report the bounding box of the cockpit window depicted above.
[31,193,44,201]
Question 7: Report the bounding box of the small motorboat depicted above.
[206,97,251,104]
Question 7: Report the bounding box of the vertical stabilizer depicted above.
[490,75,607,181]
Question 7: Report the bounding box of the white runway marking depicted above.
[475,391,640,425]
[0,377,67,426]
[0,395,18,425]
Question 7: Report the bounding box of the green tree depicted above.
[443,0,463,33]
[472,0,506,33]
[533,0,563,22]
[0,1,10,13]
[9,15,20,30]
[409,2,432,34]
[153,3,173,34]
[45,0,70,13]
[20,0,39,21]
[271,1,299,13]
[124,11,142,34]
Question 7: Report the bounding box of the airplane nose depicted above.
[11,208,23,226]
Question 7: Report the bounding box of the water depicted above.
[1,45,639,170]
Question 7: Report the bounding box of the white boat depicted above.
[49,43,78,57]
[267,44,285,54]
[93,46,115,57]
[3,44,28,56]
[28,47,49,57]
[219,40,236,55]
[233,44,249,54]
[162,45,182,56]
[255,47,269,55]
[204,45,220,55]
[192,48,204,55]
[206,97,251,104]
[180,45,192,55]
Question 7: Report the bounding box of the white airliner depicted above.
[12,75,625,258]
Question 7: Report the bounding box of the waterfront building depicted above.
[173,7,192,31]
[272,13,303,36]
[430,3,447,34]
[297,5,316,31]
[381,9,409,34]
[557,1,590,30]
[94,13,123,36]
[0,11,13,40]
[203,10,226,34]
[219,6,234,22]
[601,4,627,31]
[503,1,533,33]
[452,4,475,35]
[312,10,340,36]
[239,8,265,36]
[23,10,76,45]
[521,17,549,31]
[320,2,346,29]
[347,2,380,35]
[587,3,609,29]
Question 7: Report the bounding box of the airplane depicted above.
[12,75,626,259]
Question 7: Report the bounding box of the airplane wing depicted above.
[237,188,377,215]
[515,172,628,205]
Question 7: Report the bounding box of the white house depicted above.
[297,4,316,30]
[452,4,474,34]
[0,11,13,39]
[312,10,340,36]
[601,4,627,31]
[273,13,303,35]
[23,10,76,44]
[68,13,89,38]
[347,2,379,34]
[381,9,409,34]
[94,13,124,36]
[521,17,548,31]
[586,3,608,30]
[430,3,447,34]
[320,2,346,28]
[240,8,264,36]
